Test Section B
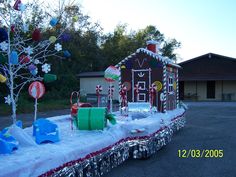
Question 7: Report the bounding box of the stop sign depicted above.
[28,81,45,99]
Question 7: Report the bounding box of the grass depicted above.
[0,98,70,116]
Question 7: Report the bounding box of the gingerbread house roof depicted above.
[116,48,181,68]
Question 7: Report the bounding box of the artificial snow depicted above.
[0,108,185,177]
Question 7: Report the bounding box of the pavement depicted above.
[104,102,236,177]
[1,102,235,177]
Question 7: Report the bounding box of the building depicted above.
[179,53,236,101]
[79,41,181,112]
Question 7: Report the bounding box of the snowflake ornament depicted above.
[54,43,62,52]
[0,41,8,51]
[4,95,11,105]
[42,63,51,73]
[24,46,33,55]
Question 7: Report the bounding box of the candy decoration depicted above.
[32,29,41,41]
[10,51,18,65]
[28,64,38,76]
[108,84,115,112]
[28,81,45,121]
[130,128,146,134]
[60,33,71,42]
[0,74,7,83]
[149,84,156,112]
[72,16,79,22]
[134,83,139,98]
[28,81,45,99]
[104,66,120,82]
[0,28,8,42]
[119,84,127,111]
[19,55,30,64]
[43,74,57,83]
[96,85,102,107]
[50,18,58,27]
[13,0,21,10]
[49,36,57,43]
[153,81,162,92]
[63,50,71,58]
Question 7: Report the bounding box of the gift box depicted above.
[76,107,107,130]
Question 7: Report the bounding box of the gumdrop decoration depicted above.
[54,43,62,51]
[28,64,38,75]
[63,50,71,58]
[11,25,15,33]
[10,51,18,65]
[0,28,8,42]
[0,74,7,83]
[72,16,79,22]
[50,18,58,27]
[19,55,30,64]
[49,36,57,43]
[32,29,41,41]
[13,0,21,11]
[44,74,57,83]
[42,63,51,73]
[60,33,70,42]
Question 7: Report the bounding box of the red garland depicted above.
[39,112,186,177]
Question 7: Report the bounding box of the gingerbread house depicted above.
[116,40,181,112]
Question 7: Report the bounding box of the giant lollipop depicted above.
[104,66,120,112]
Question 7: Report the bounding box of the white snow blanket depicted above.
[0,108,185,177]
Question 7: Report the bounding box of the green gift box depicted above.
[77,107,107,130]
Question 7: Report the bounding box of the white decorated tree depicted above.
[0,0,76,124]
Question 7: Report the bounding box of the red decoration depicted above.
[32,29,41,41]
[19,55,30,64]
[134,84,139,95]
[149,84,156,111]
[28,81,45,99]
[119,84,127,108]
[108,85,114,98]
[13,0,21,10]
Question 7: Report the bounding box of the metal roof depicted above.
[179,53,236,81]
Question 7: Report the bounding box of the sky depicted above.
[78,0,236,62]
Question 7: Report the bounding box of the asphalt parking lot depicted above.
[104,102,236,177]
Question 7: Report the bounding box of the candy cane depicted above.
[108,85,115,112]
[96,85,102,107]
[134,84,139,102]
[119,84,127,108]
[149,84,156,112]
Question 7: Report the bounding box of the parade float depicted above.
[0,1,186,176]
[0,40,186,177]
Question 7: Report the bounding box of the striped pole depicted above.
[163,64,167,113]
[176,69,179,108]
[118,66,122,112]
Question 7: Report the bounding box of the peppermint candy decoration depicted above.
[96,85,102,95]
[134,84,139,95]
[108,85,115,98]
[119,84,127,96]
[149,84,156,94]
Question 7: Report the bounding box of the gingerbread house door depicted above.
[132,69,151,102]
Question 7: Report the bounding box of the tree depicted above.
[0,0,76,123]
[101,25,181,67]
